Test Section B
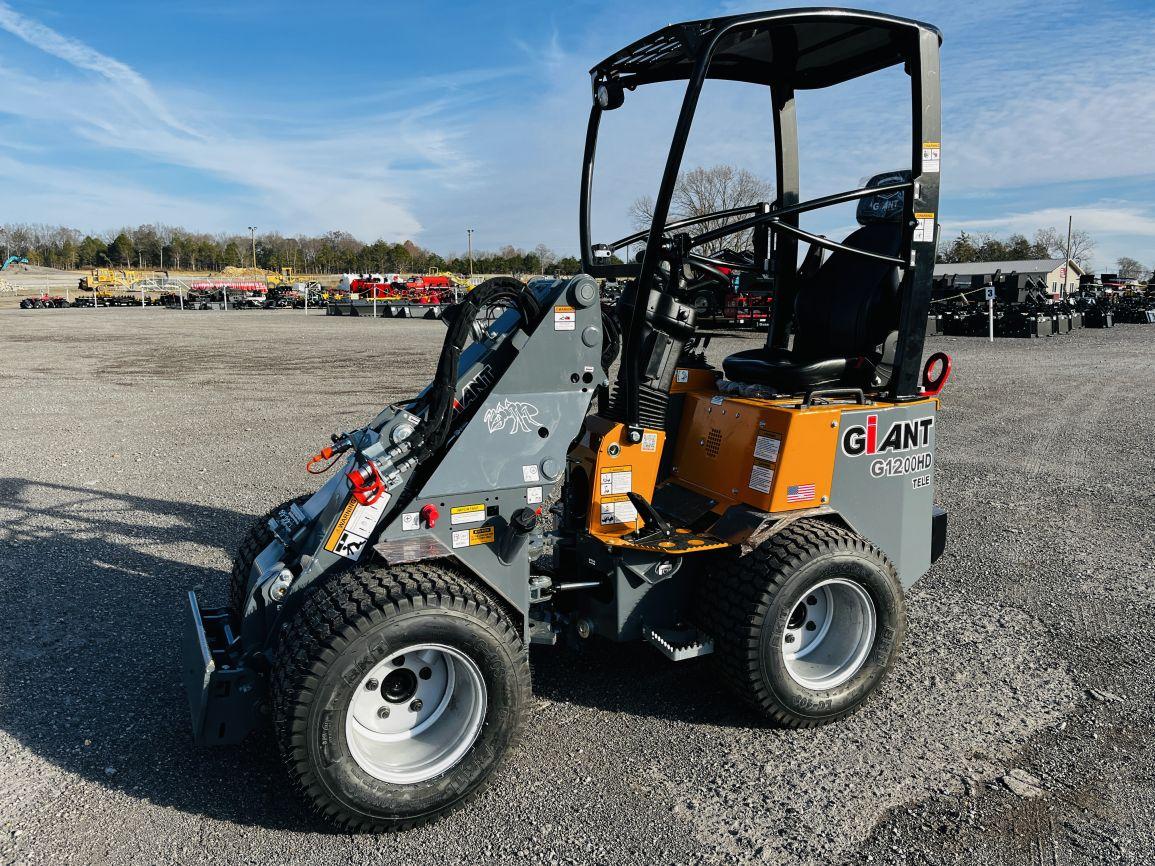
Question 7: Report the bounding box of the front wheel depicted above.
[271,561,530,830]
[697,519,905,727]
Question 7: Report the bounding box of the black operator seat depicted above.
[722,170,909,393]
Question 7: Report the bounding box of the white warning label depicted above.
[913,213,935,243]
[553,305,576,331]
[675,369,689,383]
[325,493,392,560]
[922,142,940,174]
[522,464,540,482]
[749,464,774,494]
[526,486,543,505]
[401,511,420,531]
[641,432,658,453]
[600,465,633,496]
[754,435,781,463]
[600,495,638,525]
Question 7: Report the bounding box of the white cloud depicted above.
[0,1,194,136]
[0,1,504,241]
[954,203,1155,270]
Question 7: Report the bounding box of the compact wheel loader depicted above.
[183,8,950,829]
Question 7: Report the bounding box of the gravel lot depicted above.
[1,308,1152,865]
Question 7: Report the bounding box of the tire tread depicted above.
[696,518,902,729]
[271,559,529,832]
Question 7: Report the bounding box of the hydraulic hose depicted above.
[411,278,537,466]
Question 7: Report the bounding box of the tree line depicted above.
[3,217,1147,282]
[936,227,1094,268]
[0,223,583,277]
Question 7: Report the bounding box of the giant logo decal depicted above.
[484,399,541,435]
[454,365,496,413]
[842,413,935,478]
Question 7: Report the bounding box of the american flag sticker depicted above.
[786,483,816,503]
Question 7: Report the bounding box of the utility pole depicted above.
[1062,215,1073,299]
[466,229,474,278]
[248,226,258,269]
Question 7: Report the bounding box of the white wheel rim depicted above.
[345,643,487,784]
[781,578,876,690]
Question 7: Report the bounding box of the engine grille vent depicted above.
[705,428,722,458]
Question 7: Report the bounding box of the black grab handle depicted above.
[800,388,868,409]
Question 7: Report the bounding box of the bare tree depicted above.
[533,243,556,274]
[1033,226,1095,269]
[1116,256,1145,280]
[631,165,774,254]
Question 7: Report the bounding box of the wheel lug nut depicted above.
[806,595,817,605]
[365,679,379,691]
[784,634,796,644]
[419,667,432,680]
[409,699,423,712]
[377,706,390,719]
[805,621,816,631]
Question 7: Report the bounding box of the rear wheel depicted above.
[271,561,530,830]
[697,519,905,727]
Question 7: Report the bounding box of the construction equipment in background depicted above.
[2,255,29,270]
[78,268,140,292]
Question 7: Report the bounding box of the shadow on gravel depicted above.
[0,477,760,834]
[530,640,766,730]
[0,477,320,832]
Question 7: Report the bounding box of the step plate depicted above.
[644,626,714,661]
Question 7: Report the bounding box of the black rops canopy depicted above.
[590,8,941,90]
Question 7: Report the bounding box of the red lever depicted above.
[347,461,386,505]
[420,504,440,528]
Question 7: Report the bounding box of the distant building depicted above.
[933,258,1084,298]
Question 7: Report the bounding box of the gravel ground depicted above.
[0,308,1152,865]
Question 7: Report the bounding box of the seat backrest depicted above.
[793,171,907,361]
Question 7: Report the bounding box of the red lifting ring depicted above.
[922,352,952,397]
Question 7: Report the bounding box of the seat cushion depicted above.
[722,347,854,391]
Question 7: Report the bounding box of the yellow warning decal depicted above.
[450,503,486,525]
[451,524,496,548]
[324,498,358,552]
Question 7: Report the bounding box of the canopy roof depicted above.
[591,8,940,90]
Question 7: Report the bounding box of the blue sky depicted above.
[1,0,1154,270]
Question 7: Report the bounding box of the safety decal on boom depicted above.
[452,525,495,548]
[553,305,576,331]
[325,494,391,560]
